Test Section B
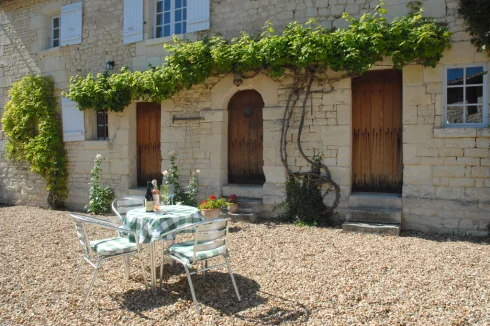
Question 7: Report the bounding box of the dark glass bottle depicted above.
[145,181,154,212]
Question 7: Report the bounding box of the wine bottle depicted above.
[145,181,154,212]
[152,180,160,208]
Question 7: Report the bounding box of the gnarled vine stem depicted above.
[280,67,341,214]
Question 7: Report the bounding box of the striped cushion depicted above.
[90,237,137,256]
[168,241,227,264]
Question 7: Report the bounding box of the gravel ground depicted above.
[1,205,490,325]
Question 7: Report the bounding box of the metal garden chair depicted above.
[111,196,145,278]
[160,218,241,315]
[69,213,148,309]
[111,196,145,223]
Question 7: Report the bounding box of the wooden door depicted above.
[352,70,402,193]
[228,90,265,184]
[137,102,162,186]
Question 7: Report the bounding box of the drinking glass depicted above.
[169,184,175,205]
[160,184,170,205]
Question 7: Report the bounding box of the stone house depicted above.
[0,0,489,235]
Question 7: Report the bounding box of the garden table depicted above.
[124,205,202,292]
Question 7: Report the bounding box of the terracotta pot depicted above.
[228,203,238,213]
[200,208,221,220]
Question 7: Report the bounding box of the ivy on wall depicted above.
[66,8,451,112]
[1,75,68,208]
[458,0,490,54]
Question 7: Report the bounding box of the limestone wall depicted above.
[401,44,490,235]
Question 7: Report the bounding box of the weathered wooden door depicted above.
[352,70,402,193]
[137,102,161,186]
[228,90,265,184]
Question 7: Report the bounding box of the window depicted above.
[444,64,488,127]
[51,16,60,48]
[96,111,109,140]
[155,0,187,38]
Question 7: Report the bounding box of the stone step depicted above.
[222,184,263,199]
[342,222,400,236]
[349,192,401,210]
[344,207,401,224]
[128,187,145,196]
[220,211,258,223]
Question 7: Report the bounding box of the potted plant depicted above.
[228,194,238,213]
[198,195,228,219]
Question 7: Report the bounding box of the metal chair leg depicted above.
[183,264,200,315]
[159,240,165,290]
[71,255,85,291]
[82,259,104,309]
[123,256,130,279]
[138,257,149,291]
[225,257,241,301]
[202,260,208,281]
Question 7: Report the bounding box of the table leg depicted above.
[149,242,157,292]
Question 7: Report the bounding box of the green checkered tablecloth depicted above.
[124,206,202,244]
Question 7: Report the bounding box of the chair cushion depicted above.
[168,241,227,264]
[90,237,137,256]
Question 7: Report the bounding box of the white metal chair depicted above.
[160,218,241,315]
[69,213,148,309]
[111,196,145,223]
[111,196,145,278]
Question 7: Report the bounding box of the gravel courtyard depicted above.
[1,205,489,325]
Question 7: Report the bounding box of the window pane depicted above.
[175,22,182,34]
[156,0,163,13]
[53,17,60,28]
[447,68,464,86]
[163,25,171,37]
[176,0,182,9]
[164,0,171,11]
[53,39,59,47]
[156,26,163,38]
[183,0,187,6]
[175,9,182,22]
[447,87,463,105]
[183,8,187,20]
[156,13,163,26]
[466,66,484,84]
[164,12,170,24]
[53,29,59,39]
[466,86,483,104]
[446,106,464,124]
[466,105,483,123]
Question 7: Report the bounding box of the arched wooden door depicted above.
[228,90,265,184]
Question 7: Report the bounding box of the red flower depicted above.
[209,195,217,200]
[200,200,207,204]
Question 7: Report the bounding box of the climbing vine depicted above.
[458,0,490,54]
[66,7,451,112]
[2,75,68,208]
[66,7,451,216]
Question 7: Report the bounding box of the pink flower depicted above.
[162,170,169,176]
[209,195,216,200]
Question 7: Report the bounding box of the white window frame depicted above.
[443,63,488,128]
[96,110,109,140]
[51,15,61,48]
[154,0,187,39]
